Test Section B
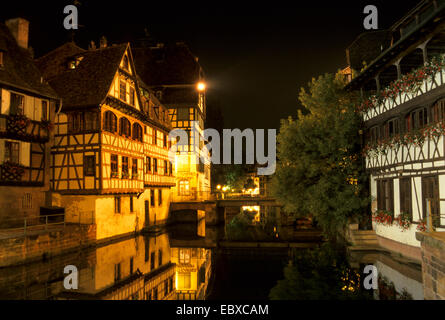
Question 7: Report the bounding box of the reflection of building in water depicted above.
[349,251,423,300]
[170,247,212,300]
[56,234,176,300]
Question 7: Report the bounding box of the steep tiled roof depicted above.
[36,43,128,108]
[132,42,202,85]
[35,42,87,80]
[132,43,203,106]
[0,23,58,99]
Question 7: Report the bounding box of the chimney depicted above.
[5,18,29,49]
[100,36,107,48]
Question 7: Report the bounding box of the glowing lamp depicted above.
[197,82,206,92]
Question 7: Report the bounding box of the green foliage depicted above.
[269,243,372,300]
[271,73,369,240]
[225,210,277,241]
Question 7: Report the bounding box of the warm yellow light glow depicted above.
[242,205,260,212]
[216,185,221,190]
[222,186,228,192]
[197,82,206,91]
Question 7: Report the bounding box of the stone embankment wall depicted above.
[0,224,96,267]
[416,232,445,299]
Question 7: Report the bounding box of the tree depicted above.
[271,72,369,240]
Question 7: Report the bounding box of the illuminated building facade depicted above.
[36,41,175,240]
[0,18,60,226]
[133,42,211,201]
[347,0,445,260]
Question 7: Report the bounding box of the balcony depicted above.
[0,114,50,142]
[360,56,445,122]
[0,161,44,186]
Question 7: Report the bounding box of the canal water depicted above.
[0,222,424,300]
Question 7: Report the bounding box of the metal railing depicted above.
[0,213,66,236]
[425,198,445,232]
[0,211,95,236]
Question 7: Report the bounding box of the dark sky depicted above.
[2,0,421,129]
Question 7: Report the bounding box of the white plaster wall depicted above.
[375,260,424,300]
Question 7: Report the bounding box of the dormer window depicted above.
[68,60,76,69]
[67,56,83,70]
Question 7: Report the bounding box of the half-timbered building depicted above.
[132,42,211,201]
[36,41,175,240]
[346,0,445,260]
[0,18,60,227]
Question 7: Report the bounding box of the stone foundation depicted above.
[416,232,445,300]
[0,224,96,267]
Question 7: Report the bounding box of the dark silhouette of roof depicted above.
[132,42,203,106]
[0,22,58,99]
[35,43,128,108]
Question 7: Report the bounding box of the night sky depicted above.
[1,0,421,129]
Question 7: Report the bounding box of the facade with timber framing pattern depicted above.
[132,41,211,202]
[36,40,175,240]
[347,0,445,260]
[0,18,60,227]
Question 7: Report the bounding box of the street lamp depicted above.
[197,82,206,92]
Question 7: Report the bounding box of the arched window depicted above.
[103,111,117,133]
[119,117,131,137]
[132,123,143,141]
[383,118,400,139]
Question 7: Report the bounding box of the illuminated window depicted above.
[179,249,190,264]
[179,180,190,196]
